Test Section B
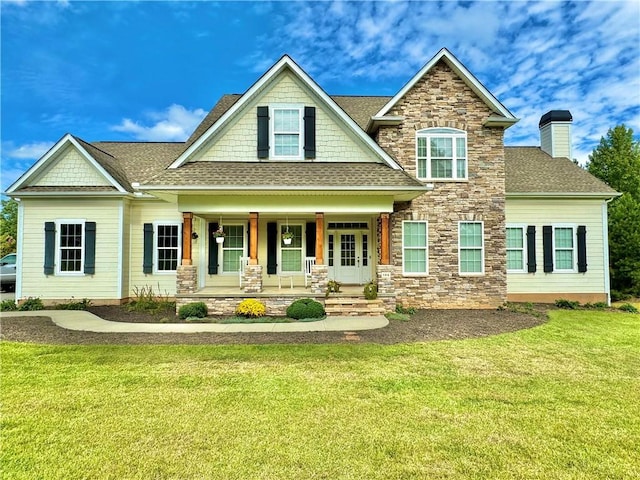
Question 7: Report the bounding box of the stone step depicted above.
[324,296,387,316]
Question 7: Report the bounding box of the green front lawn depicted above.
[2,310,639,479]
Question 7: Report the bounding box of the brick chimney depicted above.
[539,110,573,159]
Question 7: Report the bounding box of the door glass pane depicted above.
[362,234,368,267]
[340,234,356,267]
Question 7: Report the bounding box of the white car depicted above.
[0,253,16,292]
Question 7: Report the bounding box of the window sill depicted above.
[417,178,468,183]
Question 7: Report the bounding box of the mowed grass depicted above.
[2,310,639,480]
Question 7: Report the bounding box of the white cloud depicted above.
[3,141,53,159]
[111,104,207,142]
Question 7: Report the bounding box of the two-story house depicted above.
[6,48,617,314]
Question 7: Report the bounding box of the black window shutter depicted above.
[306,222,316,257]
[526,225,536,273]
[577,225,587,273]
[267,222,277,274]
[304,106,316,159]
[257,106,269,159]
[44,222,55,275]
[208,222,219,274]
[543,225,553,273]
[84,222,96,274]
[143,223,154,274]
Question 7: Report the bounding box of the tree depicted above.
[587,125,640,201]
[587,125,640,297]
[0,198,18,257]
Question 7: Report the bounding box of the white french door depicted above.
[329,230,372,284]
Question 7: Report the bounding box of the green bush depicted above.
[178,302,208,320]
[235,299,266,318]
[611,290,631,302]
[618,303,639,314]
[1,299,17,311]
[583,302,608,310]
[395,304,416,315]
[127,285,175,314]
[325,280,341,298]
[363,282,378,300]
[55,299,92,310]
[286,298,325,320]
[19,297,44,311]
[555,299,580,310]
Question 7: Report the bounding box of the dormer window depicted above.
[416,128,467,180]
[257,105,316,160]
[272,106,302,158]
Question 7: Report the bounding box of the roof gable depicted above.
[374,48,518,127]
[169,55,402,169]
[6,134,129,195]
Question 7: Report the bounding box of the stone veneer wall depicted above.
[376,60,507,309]
[176,265,197,295]
[310,264,329,295]
[242,264,263,293]
[175,296,325,316]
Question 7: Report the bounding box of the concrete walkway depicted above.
[0,310,389,333]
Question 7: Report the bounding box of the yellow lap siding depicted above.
[505,198,608,295]
[20,198,123,301]
[128,200,182,297]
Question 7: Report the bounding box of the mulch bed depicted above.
[0,305,548,345]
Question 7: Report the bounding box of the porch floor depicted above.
[185,285,365,298]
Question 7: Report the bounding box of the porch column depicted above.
[182,212,193,266]
[380,213,390,265]
[249,212,258,265]
[315,212,324,264]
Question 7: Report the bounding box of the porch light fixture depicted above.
[191,232,199,240]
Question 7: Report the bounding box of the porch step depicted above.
[324,297,386,316]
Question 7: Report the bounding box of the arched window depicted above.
[416,128,467,180]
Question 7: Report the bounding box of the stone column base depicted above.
[242,264,263,293]
[310,264,329,295]
[177,265,197,295]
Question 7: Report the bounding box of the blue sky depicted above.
[2,0,639,194]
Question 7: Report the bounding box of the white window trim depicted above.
[416,127,468,181]
[153,221,181,274]
[278,223,304,273]
[220,224,246,274]
[402,220,429,276]
[270,104,303,160]
[553,224,577,273]
[458,221,485,276]
[55,219,85,276]
[506,224,527,273]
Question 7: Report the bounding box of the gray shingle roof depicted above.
[142,162,425,189]
[505,147,617,195]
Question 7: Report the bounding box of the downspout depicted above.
[602,197,615,306]
[15,198,23,302]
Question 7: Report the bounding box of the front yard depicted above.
[2,310,639,479]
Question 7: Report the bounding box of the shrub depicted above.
[19,297,44,311]
[618,303,639,314]
[235,299,266,318]
[583,302,608,310]
[1,299,17,311]
[395,304,416,315]
[611,290,631,302]
[55,299,92,310]
[178,302,208,320]
[325,280,341,297]
[555,299,580,310]
[128,285,174,314]
[286,298,325,320]
[363,282,378,300]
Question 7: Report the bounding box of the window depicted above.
[506,225,526,272]
[554,226,575,271]
[280,224,303,272]
[459,221,484,274]
[416,128,467,180]
[57,221,84,274]
[221,225,245,273]
[154,223,181,272]
[402,221,428,274]
[272,106,302,158]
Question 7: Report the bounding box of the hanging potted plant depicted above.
[282,230,294,245]
[213,227,226,244]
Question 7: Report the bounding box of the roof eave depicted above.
[506,192,621,199]
[6,191,132,198]
[484,115,520,128]
[366,116,405,133]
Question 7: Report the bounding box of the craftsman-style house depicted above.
[6,49,617,314]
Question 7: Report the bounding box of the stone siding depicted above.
[376,60,507,309]
[310,264,329,295]
[176,295,325,317]
[242,264,263,293]
[176,265,197,295]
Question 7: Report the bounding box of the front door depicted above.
[331,231,372,284]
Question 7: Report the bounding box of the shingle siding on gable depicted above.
[195,72,375,163]
[33,145,112,187]
[376,61,507,308]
